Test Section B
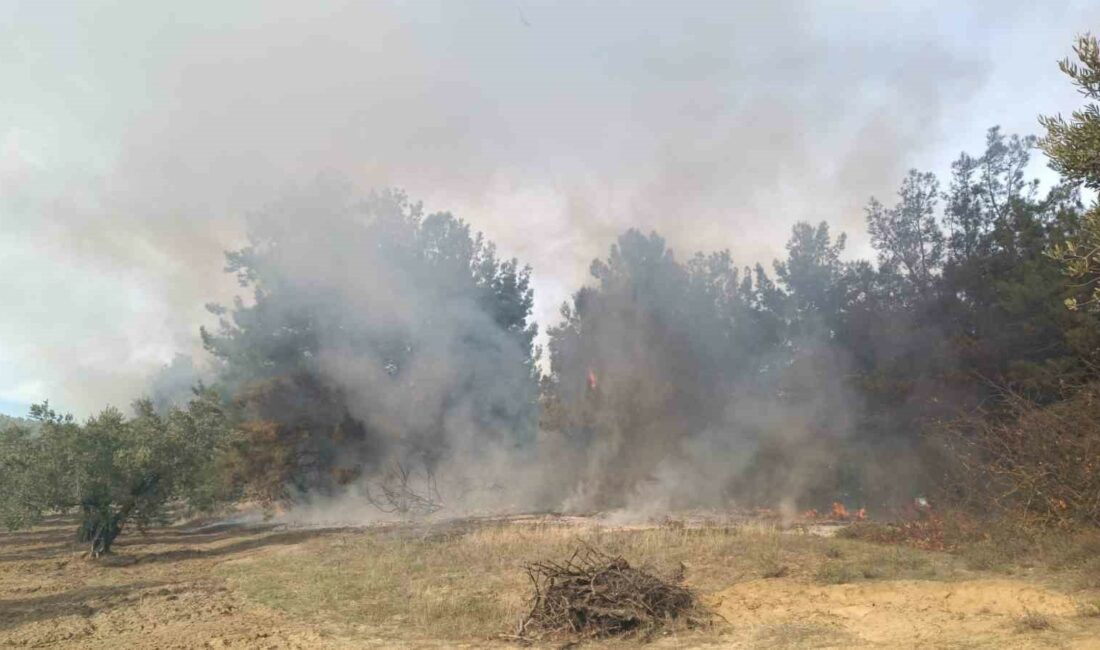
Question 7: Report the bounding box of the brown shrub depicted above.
[225,374,377,507]
[934,383,1100,528]
[839,509,986,552]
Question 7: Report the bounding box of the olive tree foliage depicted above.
[0,390,231,557]
[0,419,55,531]
[1043,34,1100,310]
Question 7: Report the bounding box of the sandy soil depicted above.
[711,578,1100,648]
[2,515,1099,648]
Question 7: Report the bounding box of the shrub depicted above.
[934,384,1100,528]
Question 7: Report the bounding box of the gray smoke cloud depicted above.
[1,0,1098,416]
[244,203,875,522]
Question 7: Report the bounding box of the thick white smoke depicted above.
[8,0,1099,415]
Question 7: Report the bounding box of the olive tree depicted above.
[0,390,230,557]
[1043,34,1100,309]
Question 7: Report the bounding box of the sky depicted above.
[1,0,1098,417]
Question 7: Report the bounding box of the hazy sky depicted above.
[1,0,1098,416]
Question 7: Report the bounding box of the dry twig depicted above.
[364,460,443,515]
[516,544,703,641]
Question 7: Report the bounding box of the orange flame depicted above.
[587,369,598,391]
[831,502,849,519]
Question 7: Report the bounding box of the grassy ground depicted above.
[218,517,1100,647]
[2,514,1100,648]
[840,516,1100,590]
[221,521,960,642]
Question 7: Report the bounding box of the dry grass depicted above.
[1077,599,1100,618]
[814,545,937,585]
[218,520,967,644]
[752,621,852,648]
[842,512,1100,589]
[1018,609,1054,631]
[4,515,1100,648]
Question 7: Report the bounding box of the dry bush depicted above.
[1018,610,1053,631]
[226,374,375,507]
[935,383,1100,528]
[364,460,442,515]
[516,545,703,641]
[839,510,986,552]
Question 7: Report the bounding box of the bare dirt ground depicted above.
[0,516,347,649]
[2,514,1099,648]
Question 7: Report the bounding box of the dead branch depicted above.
[517,544,703,642]
[364,460,443,516]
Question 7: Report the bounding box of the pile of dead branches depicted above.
[516,545,700,641]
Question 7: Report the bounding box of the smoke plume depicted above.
[4,1,1100,518]
[8,0,1099,414]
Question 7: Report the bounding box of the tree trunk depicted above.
[77,501,129,558]
[76,475,159,558]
